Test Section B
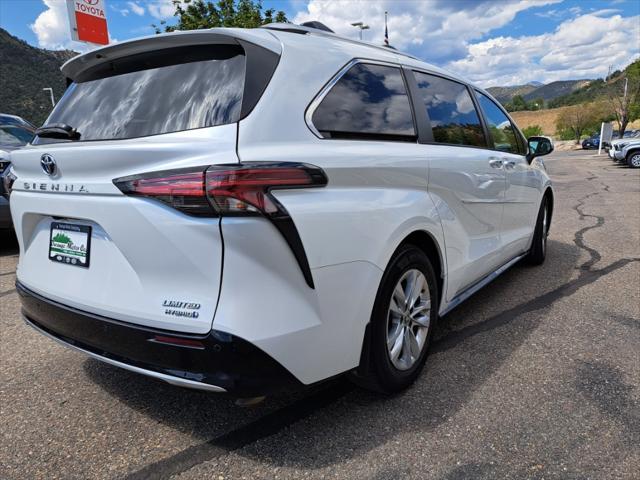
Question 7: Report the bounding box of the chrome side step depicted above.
[440,253,527,317]
[24,317,227,393]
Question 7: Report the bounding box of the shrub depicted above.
[522,125,544,137]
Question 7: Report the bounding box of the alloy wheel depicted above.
[386,269,431,371]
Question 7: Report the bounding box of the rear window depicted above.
[36,45,245,143]
[0,115,33,128]
[0,126,34,147]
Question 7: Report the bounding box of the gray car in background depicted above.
[1,118,35,231]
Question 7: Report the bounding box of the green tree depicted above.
[529,98,544,110]
[522,125,543,137]
[511,95,528,111]
[555,102,611,143]
[607,59,640,138]
[154,0,288,33]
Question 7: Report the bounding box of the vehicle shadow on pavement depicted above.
[0,230,18,256]
[85,239,580,473]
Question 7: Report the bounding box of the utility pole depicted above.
[43,87,55,107]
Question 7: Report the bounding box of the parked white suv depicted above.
[8,23,554,396]
[609,132,640,162]
[621,141,640,168]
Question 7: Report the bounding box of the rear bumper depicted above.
[18,282,303,396]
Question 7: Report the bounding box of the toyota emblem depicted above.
[40,154,57,176]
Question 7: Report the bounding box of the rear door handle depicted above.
[488,158,503,169]
[502,159,516,169]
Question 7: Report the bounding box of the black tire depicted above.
[354,244,438,393]
[627,151,640,168]
[525,196,549,265]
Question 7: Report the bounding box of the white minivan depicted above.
[7,23,554,396]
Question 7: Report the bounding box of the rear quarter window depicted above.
[311,63,417,142]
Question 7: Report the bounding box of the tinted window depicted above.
[37,45,245,143]
[477,92,520,154]
[0,126,34,147]
[413,72,486,147]
[0,115,33,128]
[312,63,416,141]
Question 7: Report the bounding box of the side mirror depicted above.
[527,136,554,163]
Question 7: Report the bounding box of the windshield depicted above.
[0,126,34,147]
[36,45,246,144]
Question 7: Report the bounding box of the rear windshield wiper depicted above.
[35,123,81,140]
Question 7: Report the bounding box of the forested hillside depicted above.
[0,28,76,126]
[485,84,537,104]
[487,79,592,105]
[548,60,640,108]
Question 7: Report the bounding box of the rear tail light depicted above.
[206,163,327,216]
[114,163,328,287]
[2,164,16,200]
[113,168,211,216]
[149,335,205,349]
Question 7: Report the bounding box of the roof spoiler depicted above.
[260,22,334,35]
[61,29,281,81]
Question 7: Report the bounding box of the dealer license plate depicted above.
[49,222,92,268]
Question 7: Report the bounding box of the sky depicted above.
[0,0,638,87]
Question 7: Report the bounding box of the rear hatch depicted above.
[10,31,281,334]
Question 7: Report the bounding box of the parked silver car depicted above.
[1,118,35,230]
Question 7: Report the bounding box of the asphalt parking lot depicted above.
[1,149,638,480]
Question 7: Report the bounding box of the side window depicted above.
[311,63,416,142]
[412,71,486,147]
[476,92,521,154]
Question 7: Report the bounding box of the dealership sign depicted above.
[66,0,109,45]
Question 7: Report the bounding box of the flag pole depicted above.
[384,11,389,46]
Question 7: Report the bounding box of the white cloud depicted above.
[293,0,562,62]
[110,4,130,17]
[446,11,640,86]
[534,6,583,19]
[147,0,177,20]
[293,0,638,87]
[127,1,145,16]
[30,0,90,51]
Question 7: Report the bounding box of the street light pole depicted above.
[43,87,55,107]
[350,21,370,41]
